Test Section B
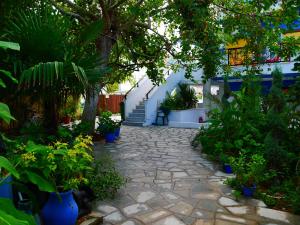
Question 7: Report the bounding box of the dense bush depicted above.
[194,68,300,213]
[88,154,125,200]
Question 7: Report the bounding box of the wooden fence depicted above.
[98,94,124,114]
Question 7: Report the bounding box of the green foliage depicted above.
[0,198,36,225]
[88,154,125,200]
[160,83,198,112]
[72,121,94,137]
[0,103,15,124]
[0,156,19,179]
[13,136,94,192]
[194,69,300,212]
[229,152,272,186]
[97,111,117,134]
[0,40,19,124]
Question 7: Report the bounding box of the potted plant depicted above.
[114,121,121,139]
[97,111,116,143]
[61,107,75,124]
[229,153,266,197]
[15,136,93,225]
[220,153,233,174]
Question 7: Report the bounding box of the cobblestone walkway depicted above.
[94,126,300,225]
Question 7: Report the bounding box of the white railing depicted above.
[124,76,154,118]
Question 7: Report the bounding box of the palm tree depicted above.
[4,7,103,133]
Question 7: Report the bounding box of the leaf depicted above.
[0,102,15,124]
[0,78,6,88]
[25,171,56,193]
[80,19,104,46]
[0,156,20,179]
[0,41,20,51]
[0,198,35,225]
[0,69,18,84]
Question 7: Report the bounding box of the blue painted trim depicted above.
[212,73,300,81]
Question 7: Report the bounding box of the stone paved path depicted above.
[94,126,300,225]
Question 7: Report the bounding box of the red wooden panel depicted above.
[98,95,124,114]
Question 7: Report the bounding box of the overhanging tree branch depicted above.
[50,0,88,23]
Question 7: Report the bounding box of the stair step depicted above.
[133,109,145,114]
[122,121,144,126]
[129,113,145,118]
[136,105,145,110]
[126,117,145,122]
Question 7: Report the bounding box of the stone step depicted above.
[129,113,145,118]
[136,105,145,110]
[133,109,145,114]
[126,117,145,122]
[122,121,144,126]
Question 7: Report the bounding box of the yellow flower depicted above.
[21,152,36,162]
[47,153,55,160]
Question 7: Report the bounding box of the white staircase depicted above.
[123,99,146,126]
[123,68,204,126]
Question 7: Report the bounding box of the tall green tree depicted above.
[49,0,299,131]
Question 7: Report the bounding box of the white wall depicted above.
[217,61,297,77]
[144,68,204,125]
[168,108,207,123]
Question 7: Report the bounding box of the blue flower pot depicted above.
[0,175,13,199]
[242,184,256,197]
[105,133,115,143]
[223,164,233,174]
[114,127,121,138]
[41,190,78,225]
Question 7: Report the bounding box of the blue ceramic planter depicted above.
[0,175,13,199]
[41,190,78,225]
[105,133,115,143]
[223,164,233,174]
[242,184,256,197]
[114,127,121,138]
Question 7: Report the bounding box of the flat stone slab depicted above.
[218,197,239,206]
[168,201,194,216]
[104,211,125,223]
[152,215,186,225]
[135,209,171,224]
[226,206,250,215]
[193,219,214,225]
[97,205,118,215]
[257,207,294,224]
[122,203,150,216]
[136,191,156,203]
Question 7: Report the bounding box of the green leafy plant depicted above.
[0,197,36,225]
[160,83,198,112]
[72,121,94,136]
[88,154,125,200]
[97,111,116,134]
[0,40,19,124]
[229,152,269,187]
[14,135,94,192]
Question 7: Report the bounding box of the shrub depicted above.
[160,83,198,112]
[88,154,125,200]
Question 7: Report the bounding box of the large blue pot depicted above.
[105,133,115,143]
[242,184,256,197]
[114,127,121,138]
[0,175,13,199]
[41,190,78,225]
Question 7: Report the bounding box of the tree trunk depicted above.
[43,96,59,135]
[81,35,114,132]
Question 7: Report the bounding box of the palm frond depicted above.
[20,61,88,92]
